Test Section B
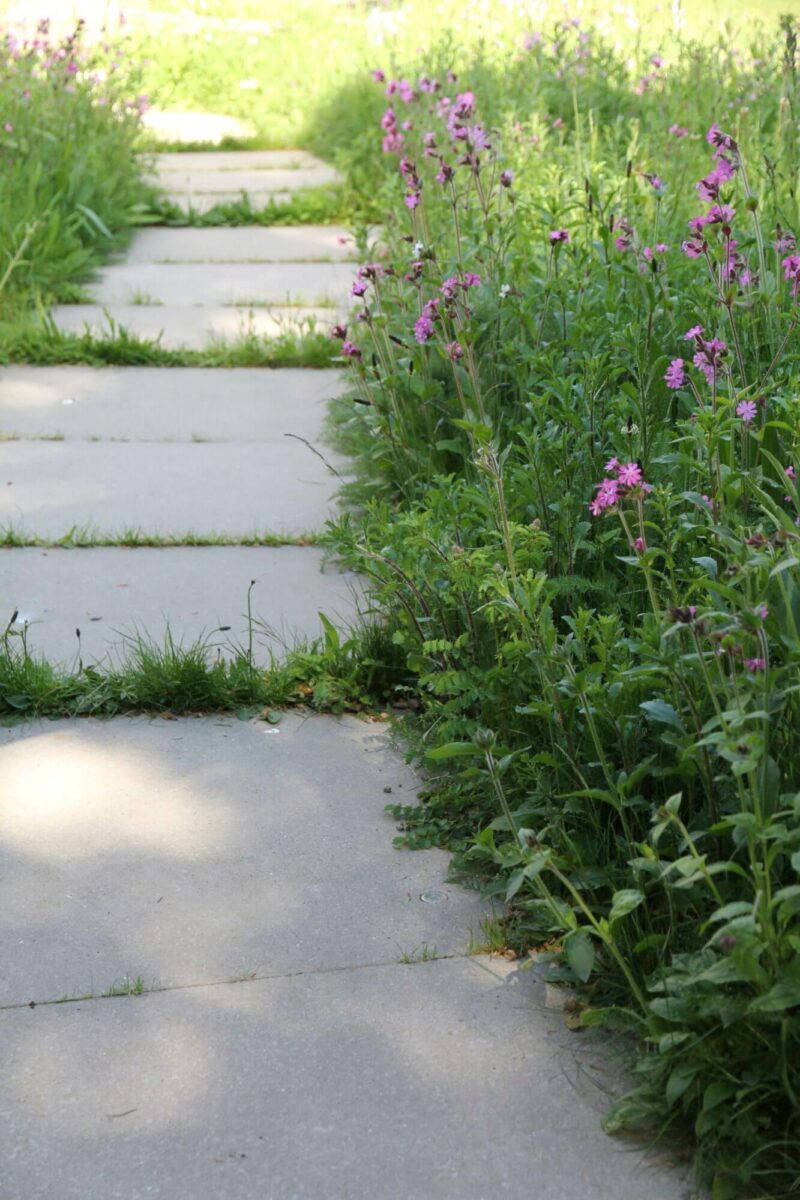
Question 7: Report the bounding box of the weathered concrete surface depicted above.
[87,261,353,306]
[0,366,345,442]
[0,547,362,664]
[123,226,360,263]
[0,716,484,1004]
[162,190,296,213]
[151,166,340,195]
[152,151,327,173]
[50,303,340,348]
[0,440,343,537]
[142,109,256,144]
[0,954,694,1200]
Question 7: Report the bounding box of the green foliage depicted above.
[0,612,406,720]
[0,21,149,315]
[325,14,800,1196]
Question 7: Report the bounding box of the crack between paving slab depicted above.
[0,950,487,1013]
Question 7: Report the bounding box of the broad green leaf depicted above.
[564,930,595,982]
[609,889,645,924]
[425,741,482,761]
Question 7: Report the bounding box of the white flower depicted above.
[499,284,511,299]
[413,241,424,256]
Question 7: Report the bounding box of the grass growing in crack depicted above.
[0,613,409,721]
[0,526,320,549]
[103,976,146,998]
[143,186,352,227]
[0,314,338,368]
[396,943,439,964]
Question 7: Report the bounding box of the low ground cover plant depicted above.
[325,16,800,1197]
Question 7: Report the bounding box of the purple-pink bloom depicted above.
[549,229,570,244]
[405,191,421,210]
[351,280,368,297]
[669,123,689,138]
[605,457,620,472]
[665,359,686,389]
[414,315,434,343]
[744,657,765,673]
[617,461,643,487]
[684,325,704,341]
[372,69,385,83]
[446,341,464,360]
[464,272,482,288]
[500,169,514,188]
[782,255,800,297]
[736,399,757,424]
[341,341,361,359]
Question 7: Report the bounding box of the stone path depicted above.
[1,145,694,1198]
[52,158,351,349]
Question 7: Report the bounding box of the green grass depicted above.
[0,617,408,722]
[143,185,353,227]
[0,314,339,368]
[0,526,319,548]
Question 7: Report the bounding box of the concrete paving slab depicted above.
[0,716,484,1004]
[0,367,345,442]
[0,441,343,537]
[162,189,296,213]
[152,151,327,173]
[123,226,360,263]
[0,955,693,1199]
[152,167,340,195]
[50,304,341,349]
[0,547,362,665]
[88,262,353,307]
[142,109,256,145]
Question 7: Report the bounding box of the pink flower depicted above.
[405,191,421,210]
[665,359,685,389]
[464,272,482,288]
[759,606,769,620]
[786,465,796,479]
[736,399,757,424]
[372,69,386,83]
[744,657,765,673]
[782,255,800,296]
[330,324,347,340]
[446,341,463,360]
[499,170,514,188]
[351,280,368,297]
[617,462,643,487]
[634,537,646,553]
[669,123,689,138]
[441,276,459,300]
[341,341,361,359]
[605,457,620,472]
[3,123,12,133]
[414,315,434,343]
[549,229,570,244]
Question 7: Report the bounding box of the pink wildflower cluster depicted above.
[681,125,747,277]
[684,325,728,386]
[635,54,664,96]
[669,123,689,138]
[589,458,652,516]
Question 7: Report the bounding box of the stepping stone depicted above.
[86,262,353,307]
[149,152,341,214]
[0,960,691,1200]
[0,548,360,665]
[152,151,326,172]
[0,440,342,538]
[0,366,344,442]
[49,304,339,349]
[0,716,484,1003]
[124,226,360,263]
[142,109,257,145]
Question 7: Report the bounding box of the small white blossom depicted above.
[499,284,511,299]
[413,241,424,256]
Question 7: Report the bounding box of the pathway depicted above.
[0,147,694,1198]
